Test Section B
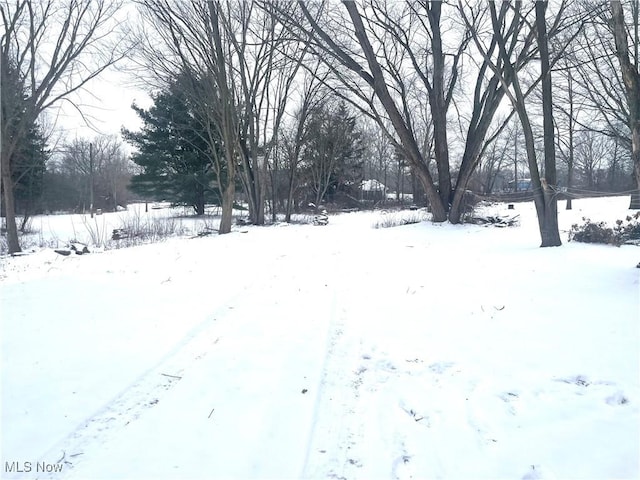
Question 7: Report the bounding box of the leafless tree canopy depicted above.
[1,0,129,252]
[2,0,639,251]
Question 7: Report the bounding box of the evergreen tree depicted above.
[12,122,48,222]
[1,56,48,225]
[302,101,364,206]
[123,76,222,215]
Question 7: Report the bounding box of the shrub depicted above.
[569,212,640,246]
[111,215,187,248]
[372,210,428,229]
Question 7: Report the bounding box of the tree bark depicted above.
[566,71,575,210]
[489,1,561,246]
[1,151,21,253]
[219,176,235,233]
[208,0,236,233]
[536,1,562,246]
[449,2,526,223]
[426,3,452,208]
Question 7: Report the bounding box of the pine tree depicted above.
[122,76,223,215]
[302,100,364,206]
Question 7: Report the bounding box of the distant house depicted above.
[507,179,532,192]
[360,179,387,201]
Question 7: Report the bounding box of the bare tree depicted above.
[220,1,306,225]
[279,66,327,221]
[136,0,307,230]
[1,0,128,253]
[475,122,512,195]
[610,0,640,208]
[468,0,585,245]
[574,129,606,189]
[272,1,448,220]
[301,100,363,207]
[134,0,238,233]
[571,3,629,143]
[554,66,581,209]
[58,135,130,213]
[273,1,569,226]
[361,120,396,203]
[535,0,562,246]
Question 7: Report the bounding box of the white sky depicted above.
[43,1,153,145]
[51,67,152,142]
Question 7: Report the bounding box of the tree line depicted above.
[1,0,639,253]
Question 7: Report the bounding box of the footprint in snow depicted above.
[522,464,557,479]
[556,375,590,387]
[606,391,629,405]
[522,465,543,480]
[428,361,455,374]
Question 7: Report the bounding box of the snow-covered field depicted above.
[1,196,638,480]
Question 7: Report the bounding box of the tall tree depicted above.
[569,0,636,193]
[230,0,309,225]
[135,0,236,232]
[1,0,128,253]
[11,121,47,226]
[554,67,580,209]
[278,65,327,221]
[1,58,47,227]
[289,0,449,221]
[535,0,562,246]
[123,77,222,215]
[56,136,130,213]
[136,0,307,231]
[610,0,640,208]
[493,1,561,246]
[274,1,561,225]
[301,100,364,206]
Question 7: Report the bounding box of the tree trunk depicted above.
[219,179,234,233]
[536,1,562,247]
[1,152,21,253]
[218,139,236,234]
[195,183,205,216]
[449,119,494,223]
[271,151,278,223]
[285,168,296,223]
[426,2,452,208]
[490,0,561,246]
[566,72,575,210]
[208,0,236,234]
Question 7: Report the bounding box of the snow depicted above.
[361,179,387,192]
[1,196,639,480]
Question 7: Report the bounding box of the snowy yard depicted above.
[1,196,638,480]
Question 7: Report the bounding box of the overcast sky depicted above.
[51,66,152,143]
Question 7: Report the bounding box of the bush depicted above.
[111,215,187,248]
[372,210,428,229]
[569,212,640,246]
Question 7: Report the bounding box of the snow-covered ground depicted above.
[1,196,638,480]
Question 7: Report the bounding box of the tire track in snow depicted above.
[299,240,371,479]
[299,277,342,477]
[32,249,303,479]
[298,230,479,479]
[299,234,418,479]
